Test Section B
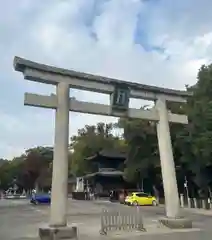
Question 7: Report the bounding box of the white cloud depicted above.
[1,0,212,159]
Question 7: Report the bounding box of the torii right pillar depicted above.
[156,97,192,228]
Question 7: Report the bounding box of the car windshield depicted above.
[136,193,148,197]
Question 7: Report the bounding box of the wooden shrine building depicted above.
[83,149,136,196]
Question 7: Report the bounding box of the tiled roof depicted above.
[83,170,124,179]
[85,149,126,160]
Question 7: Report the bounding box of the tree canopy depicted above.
[69,122,126,176]
[0,147,53,191]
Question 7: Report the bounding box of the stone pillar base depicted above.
[159,217,192,229]
[39,225,77,240]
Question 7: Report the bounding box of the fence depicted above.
[180,194,212,210]
[100,207,145,235]
[4,194,27,200]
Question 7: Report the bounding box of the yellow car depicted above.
[124,192,158,206]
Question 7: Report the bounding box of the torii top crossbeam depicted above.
[14,56,192,103]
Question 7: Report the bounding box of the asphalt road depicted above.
[0,199,212,240]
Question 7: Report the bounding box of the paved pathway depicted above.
[0,198,29,207]
[0,199,212,239]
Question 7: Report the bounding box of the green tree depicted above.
[179,64,212,195]
[115,106,159,187]
[116,103,191,193]
[22,146,53,190]
[0,157,24,190]
[69,122,125,176]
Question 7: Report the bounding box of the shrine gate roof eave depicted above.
[84,149,126,161]
[83,171,124,179]
[14,56,193,98]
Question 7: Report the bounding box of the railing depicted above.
[100,207,145,235]
[4,194,27,199]
[180,194,212,209]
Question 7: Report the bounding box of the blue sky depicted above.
[1,0,212,159]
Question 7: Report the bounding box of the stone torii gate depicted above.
[14,56,192,239]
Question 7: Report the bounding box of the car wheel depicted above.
[133,201,138,206]
[152,200,157,206]
[32,200,38,205]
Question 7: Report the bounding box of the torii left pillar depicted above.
[39,82,77,239]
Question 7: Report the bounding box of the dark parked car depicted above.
[109,189,140,203]
[30,193,51,205]
[109,189,128,203]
